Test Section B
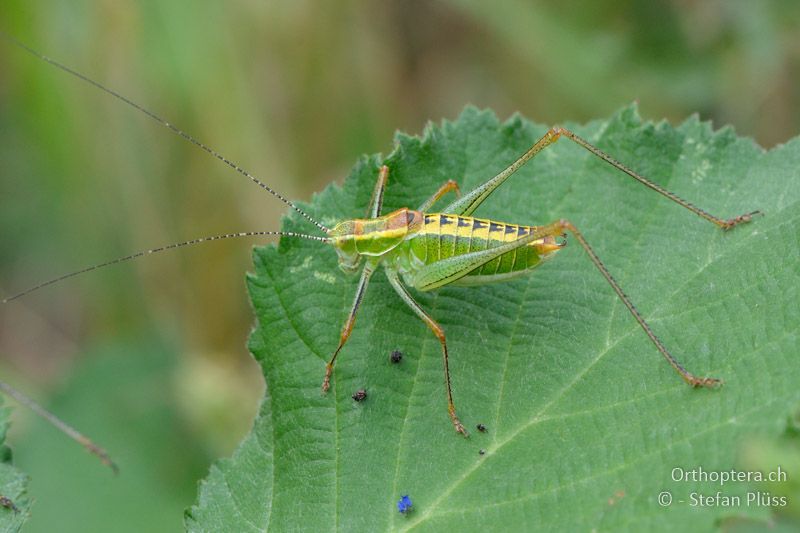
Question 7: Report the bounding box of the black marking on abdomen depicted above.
[505,225,517,234]
[424,215,434,225]
[457,217,470,227]
[440,214,454,225]
[489,222,503,232]
[472,220,486,230]
[517,226,528,237]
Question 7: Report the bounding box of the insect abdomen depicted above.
[408,214,549,281]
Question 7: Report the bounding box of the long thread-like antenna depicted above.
[2,230,330,304]
[0,31,330,234]
[0,380,118,473]
[0,33,336,473]
[0,229,328,469]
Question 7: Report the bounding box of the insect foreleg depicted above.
[367,166,390,218]
[416,179,461,212]
[538,218,721,387]
[321,264,376,393]
[384,269,467,437]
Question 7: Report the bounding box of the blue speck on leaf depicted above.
[397,495,412,514]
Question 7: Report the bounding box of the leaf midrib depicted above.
[390,192,797,531]
[401,392,789,530]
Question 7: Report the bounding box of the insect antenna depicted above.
[0,229,327,468]
[1,32,335,477]
[0,31,331,234]
[0,380,118,474]
[2,230,331,304]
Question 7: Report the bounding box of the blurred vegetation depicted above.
[0,0,798,530]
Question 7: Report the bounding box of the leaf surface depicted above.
[188,107,800,532]
[0,399,29,532]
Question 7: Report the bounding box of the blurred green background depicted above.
[0,1,799,531]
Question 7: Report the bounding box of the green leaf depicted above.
[0,399,30,532]
[12,342,211,533]
[187,106,800,531]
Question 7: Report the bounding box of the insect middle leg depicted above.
[417,179,461,212]
[384,269,468,436]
